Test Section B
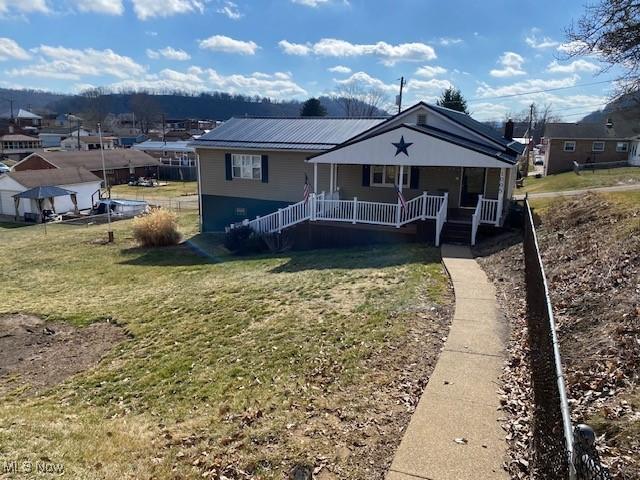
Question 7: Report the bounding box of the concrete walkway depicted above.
[514,182,640,200]
[387,244,508,480]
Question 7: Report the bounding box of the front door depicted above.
[460,167,486,208]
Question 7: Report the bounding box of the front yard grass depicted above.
[521,166,640,194]
[110,180,198,201]
[0,213,451,479]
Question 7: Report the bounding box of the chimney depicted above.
[504,118,514,140]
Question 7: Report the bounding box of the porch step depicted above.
[441,222,471,245]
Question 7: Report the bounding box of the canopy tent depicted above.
[13,185,78,221]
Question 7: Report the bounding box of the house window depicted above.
[592,141,605,152]
[563,141,576,152]
[371,165,409,187]
[232,154,261,180]
[616,142,628,153]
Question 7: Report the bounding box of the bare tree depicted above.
[80,87,111,128]
[565,0,640,95]
[332,82,388,117]
[130,92,163,134]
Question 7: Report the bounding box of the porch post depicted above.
[497,168,506,226]
[396,165,404,228]
[329,163,334,194]
[313,162,318,193]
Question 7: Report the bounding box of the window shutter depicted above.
[261,155,269,183]
[362,164,371,186]
[410,166,420,189]
[225,153,232,181]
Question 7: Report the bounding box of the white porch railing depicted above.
[228,191,449,245]
[471,195,500,245]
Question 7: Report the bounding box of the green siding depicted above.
[202,194,291,232]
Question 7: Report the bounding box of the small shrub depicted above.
[224,225,265,254]
[132,209,181,247]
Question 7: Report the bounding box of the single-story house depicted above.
[0,109,42,128]
[542,120,640,174]
[192,102,524,246]
[0,167,101,217]
[133,140,198,166]
[60,135,116,151]
[12,149,161,186]
[0,133,43,161]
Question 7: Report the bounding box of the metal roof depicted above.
[427,104,525,155]
[0,109,42,120]
[14,185,76,200]
[31,150,160,171]
[192,117,386,150]
[133,140,195,153]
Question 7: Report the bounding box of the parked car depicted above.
[534,156,544,166]
[0,162,10,174]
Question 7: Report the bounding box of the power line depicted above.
[467,79,616,103]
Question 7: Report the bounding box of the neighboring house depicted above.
[542,121,639,174]
[12,149,160,186]
[132,140,198,166]
[0,134,43,161]
[628,135,640,166]
[0,109,42,128]
[192,102,524,245]
[118,134,147,148]
[0,167,101,217]
[60,135,116,151]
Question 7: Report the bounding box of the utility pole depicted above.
[162,114,166,144]
[397,77,407,114]
[77,117,81,150]
[98,122,114,243]
[526,103,534,176]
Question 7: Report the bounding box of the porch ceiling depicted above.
[308,125,516,169]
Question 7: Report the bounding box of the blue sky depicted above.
[0,0,619,120]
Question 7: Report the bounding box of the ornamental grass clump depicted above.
[132,209,181,247]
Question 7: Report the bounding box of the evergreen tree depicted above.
[436,88,469,113]
[300,97,327,117]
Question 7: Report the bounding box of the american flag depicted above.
[303,174,311,203]
[395,183,407,210]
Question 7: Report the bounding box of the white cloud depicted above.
[438,37,463,46]
[525,29,559,49]
[328,65,351,74]
[415,65,447,77]
[557,40,589,55]
[470,102,510,121]
[0,0,49,14]
[0,38,31,61]
[199,35,259,55]
[547,59,599,74]
[280,38,437,66]
[278,40,311,56]
[476,76,580,98]
[110,67,307,99]
[7,45,146,80]
[490,51,526,78]
[146,46,191,61]
[407,78,452,92]
[290,0,330,6]
[217,0,242,19]
[131,0,204,20]
[334,71,397,93]
[75,0,124,15]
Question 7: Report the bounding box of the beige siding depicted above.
[198,148,330,202]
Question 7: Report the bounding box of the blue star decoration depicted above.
[392,136,413,156]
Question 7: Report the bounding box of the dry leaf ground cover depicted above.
[477,192,640,479]
[0,212,452,479]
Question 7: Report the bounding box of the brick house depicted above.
[542,121,638,175]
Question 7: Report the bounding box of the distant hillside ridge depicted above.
[0,88,389,120]
[581,91,640,124]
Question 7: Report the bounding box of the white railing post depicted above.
[277,208,283,233]
[352,197,357,224]
[310,193,315,221]
[421,191,427,220]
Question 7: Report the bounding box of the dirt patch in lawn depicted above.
[0,313,127,397]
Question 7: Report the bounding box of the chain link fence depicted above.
[523,198,611,480]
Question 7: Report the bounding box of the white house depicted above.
[60,135,116,151]
[0,167,102,217]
